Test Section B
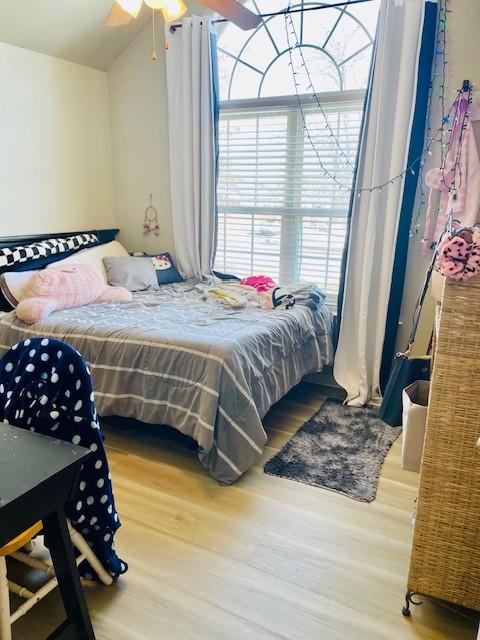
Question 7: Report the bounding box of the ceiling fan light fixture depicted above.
[116,0,143,17]
[161,0,187,22]
[144,0,168,8]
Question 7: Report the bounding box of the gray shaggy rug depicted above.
[264,399,401,502]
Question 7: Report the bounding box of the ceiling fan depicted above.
[105,0,262,30]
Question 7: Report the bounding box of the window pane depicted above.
[302,6,342,47]
[341,46,374,90]
[238,26,277,72]
[301,106,363,210]
[324,13,372,66]
[216,212,282,282]
[228,65,262,100]
[218,113,289,208]
[298,216,348,298]
[260,48,341,97]
[215,99,363,304]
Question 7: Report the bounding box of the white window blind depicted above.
[215,91,364,304]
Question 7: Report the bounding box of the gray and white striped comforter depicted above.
[0,282,333,484]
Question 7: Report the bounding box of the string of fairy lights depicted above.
[282,12,356,172]
[282,0,457,200]
[411,0,449,237]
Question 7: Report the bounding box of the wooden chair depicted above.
[0,520,112,640]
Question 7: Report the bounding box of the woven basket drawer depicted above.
[407,277,480,610]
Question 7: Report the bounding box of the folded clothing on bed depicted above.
[199,279,326,311]
[199,281,259,308]
[270,283,326,310]
[0,338,127,581]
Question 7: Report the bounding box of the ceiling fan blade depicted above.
[200,0,262,30]
[105,2,134,27]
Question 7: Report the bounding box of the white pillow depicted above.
[0,240,129,307]
[0,271,34,307]
[46,240,128,283]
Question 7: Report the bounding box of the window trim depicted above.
[219,88,365,112]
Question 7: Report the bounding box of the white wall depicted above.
[0,43,114,237]
[397,0,480,354]
[107,25,174,254]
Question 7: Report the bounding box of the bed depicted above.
[0,230,334,484]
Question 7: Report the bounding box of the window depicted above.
[215,0,379,304]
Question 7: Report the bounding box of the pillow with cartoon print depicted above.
[132,252,184,285]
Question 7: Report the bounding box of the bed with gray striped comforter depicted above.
[0,282,333,484]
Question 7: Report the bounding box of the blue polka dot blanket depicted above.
[0,337,127,581]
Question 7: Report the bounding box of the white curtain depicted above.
[334,0,430,406]
[165,16,218,279]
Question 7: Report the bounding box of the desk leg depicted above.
[43,508,96,640]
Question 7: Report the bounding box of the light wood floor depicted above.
[13,383,478,640]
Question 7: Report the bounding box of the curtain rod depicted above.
[169,0,373,32]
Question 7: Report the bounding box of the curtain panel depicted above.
[334,0,438,406]
[165,16,219,279]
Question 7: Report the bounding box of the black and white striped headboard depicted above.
[0,233,98,270]
[0,229,119,274]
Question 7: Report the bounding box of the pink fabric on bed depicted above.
[240,275,277,292]
[16,264,132,324]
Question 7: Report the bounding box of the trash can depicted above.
[402,380,430,472]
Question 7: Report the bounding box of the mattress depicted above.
[0,281,333,484]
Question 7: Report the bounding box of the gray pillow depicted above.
[103,256,158,292]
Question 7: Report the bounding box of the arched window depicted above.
[214,1,379,301]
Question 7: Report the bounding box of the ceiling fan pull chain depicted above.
[151,8,157,61]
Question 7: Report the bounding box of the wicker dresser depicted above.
[405,276,480,613]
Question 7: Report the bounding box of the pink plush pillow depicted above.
[437,227,480,281]
[16,263,132,324]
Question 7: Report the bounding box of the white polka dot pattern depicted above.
[0,337,127,581]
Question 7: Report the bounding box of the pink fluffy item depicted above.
[16,264,132,324]
[240,275,277,292]
[436,227,480,281]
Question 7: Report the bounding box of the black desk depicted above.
[0,424,96,640]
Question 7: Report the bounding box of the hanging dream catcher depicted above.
[143,194,160,236]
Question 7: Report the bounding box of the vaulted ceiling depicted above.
[0,0,152,71]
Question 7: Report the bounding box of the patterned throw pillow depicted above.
[133,252,184,285]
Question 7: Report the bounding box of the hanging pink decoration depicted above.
[422,84,480,253]
[436,225,480,280]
